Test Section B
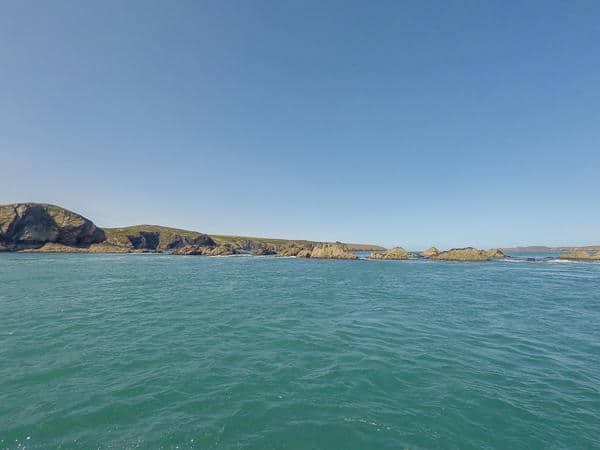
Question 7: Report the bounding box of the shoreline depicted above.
[2,202,598,262]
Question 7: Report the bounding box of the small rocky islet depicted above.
[557,250,600,261]
[1,203,594,262]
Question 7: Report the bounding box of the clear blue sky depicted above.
[2,0,599,249]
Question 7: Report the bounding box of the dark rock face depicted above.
[171,245,205,256]
[127,231,160,250]
[0,203,105,250]
[252,246,277,256]
[235,240,278,255]
[188,234,215,248]
[163,234,216,251]
[171,242,240,256]
[207,244,240,256]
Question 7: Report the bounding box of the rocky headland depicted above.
[0,203,105,252]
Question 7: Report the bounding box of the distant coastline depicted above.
[501,245,600,253]
[1,203,598,261]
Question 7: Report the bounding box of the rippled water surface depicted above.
[1,253,599,449]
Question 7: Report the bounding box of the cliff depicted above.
[103,225,215,252]
[0,203,105,251]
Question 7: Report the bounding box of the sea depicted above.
[1,252,599,449]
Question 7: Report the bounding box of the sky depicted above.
[1,0,599,249]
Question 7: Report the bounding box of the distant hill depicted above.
[501,245,600,253]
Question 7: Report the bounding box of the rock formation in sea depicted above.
[0,203,105,251]
[21,242,131,253]
[368,247,410,260]
[558,250,600,260]
[171,243,242,256]
[420,247,439,257]
[309,243,358,259]
[429,247,505,261]
[276,243,315,257]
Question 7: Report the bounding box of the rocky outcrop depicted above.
[420,247,439,257]
[172,243,241,256]
[0,203,105,251]
[296,249,313,258]
[252,246,277,256]
[234,239,278,256]
[368,247,410,260]
[207,244,240,256]
[127,231,160,251]
[165,234,215,250]
[22,242,131,253]
[485,248,506,259]
[277,244,314,257]
[430,247,505,261]
[102,226,216,252]
[171,245,205,256]
[559,250,600,260]
[310,243,358,260]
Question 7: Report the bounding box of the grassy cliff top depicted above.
[104,225,204,241]
[104,226,384,251]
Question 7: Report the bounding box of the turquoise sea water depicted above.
[1,253,599,449]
